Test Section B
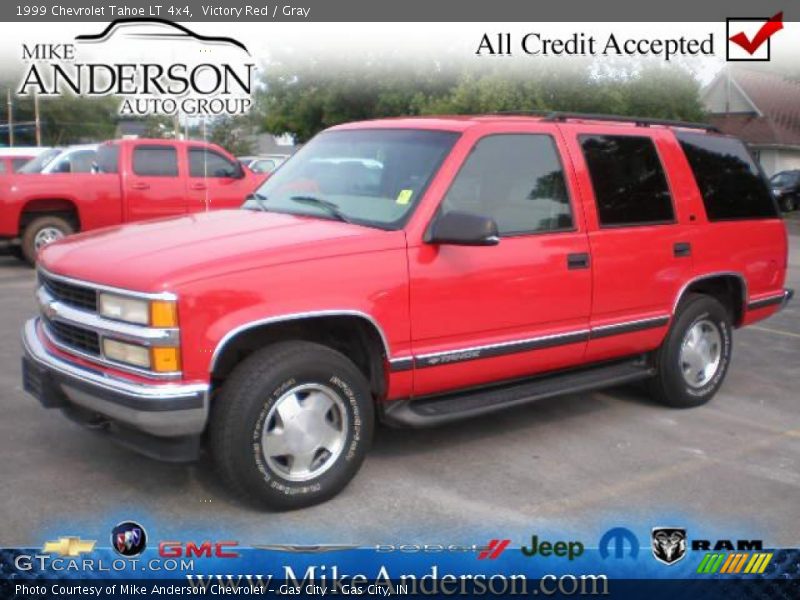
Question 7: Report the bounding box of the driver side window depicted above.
[440,134,574,236]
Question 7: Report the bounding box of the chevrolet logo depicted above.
[42,537,96,557]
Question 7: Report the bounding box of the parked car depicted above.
[22,114,791,509]
[238,154,289,174]
[0,147,52,175]
[770,170,800,212]
[1,138,265,263]
[16,145,102,175]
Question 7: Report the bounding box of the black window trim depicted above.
[432,131,579,239]
[132,144,180,178]
[578,133,678,230]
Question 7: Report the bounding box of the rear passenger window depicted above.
[440,134,573,236]
[676,132,777,220]
[133,146,178,177]
[11,158,29,172]
[580,135,674,227]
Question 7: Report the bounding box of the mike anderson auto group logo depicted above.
[17,17,255,116]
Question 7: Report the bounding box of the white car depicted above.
[18,144,98,174]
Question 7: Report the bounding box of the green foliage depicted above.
[1,83,119,145]
[256,57,707,142]
[208,116,255,156]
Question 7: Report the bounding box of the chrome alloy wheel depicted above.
[679,319,723,388]
[33,226,65,251]
[261,383,349,482]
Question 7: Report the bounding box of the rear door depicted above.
[561,126,694,362]
[124,143,188,221]
[186,146,253,211]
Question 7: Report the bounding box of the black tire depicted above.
[648,294,732,408]
[210,341,374,510]
[21,215,74,265]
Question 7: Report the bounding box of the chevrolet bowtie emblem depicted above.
[42,537,96,557]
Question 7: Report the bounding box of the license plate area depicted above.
[22,356,68,408]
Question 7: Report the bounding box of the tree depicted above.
[1,82,119,146]
[255,56,707,142]
[208,116,255,156]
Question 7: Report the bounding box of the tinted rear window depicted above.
[580,135,674,227]
[133,146,178,177]
[676,132,777,220]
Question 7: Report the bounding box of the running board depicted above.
[381,358,655,427]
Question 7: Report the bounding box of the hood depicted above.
[39,210,406,292]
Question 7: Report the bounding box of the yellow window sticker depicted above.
[396,189,414,205]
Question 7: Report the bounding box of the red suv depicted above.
[21,113,792,509]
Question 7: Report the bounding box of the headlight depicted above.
[98,293,178,327]
[772,189,784,196]
[103,339,151,368]
[99,293,149,324]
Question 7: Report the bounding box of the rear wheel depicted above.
[210,341,374,510]
[21,215,74,265]
[648,294,732,408]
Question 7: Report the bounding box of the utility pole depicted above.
[6,88,14,147]
[34,92,41,146]
[173,113,180,139]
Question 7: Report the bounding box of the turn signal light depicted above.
[150,301,178,327]
[152,347,181,372]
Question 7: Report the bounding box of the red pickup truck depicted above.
[1,138,263,263]
[22,113,792,509]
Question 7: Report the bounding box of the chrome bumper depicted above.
[21,318,208,438]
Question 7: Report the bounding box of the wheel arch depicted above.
[673,272,748,327]
[19,198,82,233]
[209,310,392,400]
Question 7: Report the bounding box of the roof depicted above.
[330,113,718,134]
[704,67,800,147]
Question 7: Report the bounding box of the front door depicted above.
[408,128,592,396]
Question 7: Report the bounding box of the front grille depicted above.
[45,318,101,356]
[39,272,97,312]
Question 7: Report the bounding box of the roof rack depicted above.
[491,110,720,133]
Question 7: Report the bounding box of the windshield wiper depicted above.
[288,196,353,224]
[245,192,270,212]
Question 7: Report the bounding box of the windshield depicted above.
[18,148,61,173]
[770,172,798,187]
[243,129,460,229]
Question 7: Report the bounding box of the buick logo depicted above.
[111,521,147,557]
[651,527,686,565]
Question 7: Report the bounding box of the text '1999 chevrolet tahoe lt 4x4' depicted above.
[21,113,792,509]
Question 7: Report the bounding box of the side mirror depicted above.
[426,210,500,246]
[233,162,246,179]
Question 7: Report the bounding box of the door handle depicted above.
[567,253,590,270]
[190,183,207,191]
[673,242,692,258]
[131,182,150,190]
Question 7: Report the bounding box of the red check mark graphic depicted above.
[729,11,783,55]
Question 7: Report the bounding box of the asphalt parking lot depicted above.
[1,219,798,548]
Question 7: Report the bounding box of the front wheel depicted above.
[648,294,732,408]
[210,341,374,510]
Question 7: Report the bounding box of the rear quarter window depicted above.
[676,132,777,220]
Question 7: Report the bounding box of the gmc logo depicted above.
[158,541,239,558]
